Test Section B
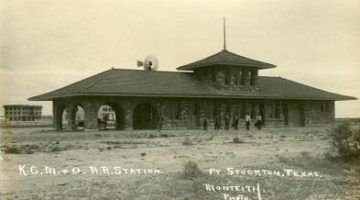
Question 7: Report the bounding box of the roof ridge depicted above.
[111,68,194,74]
[177,49,276,70]
[226,50,276,66]
[81,69,113,93]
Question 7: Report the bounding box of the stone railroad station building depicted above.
[29,49,356,131]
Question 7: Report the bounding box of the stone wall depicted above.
[52,97,335,131]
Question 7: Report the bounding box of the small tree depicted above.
[183,161,203,179]
[331,121,360,160]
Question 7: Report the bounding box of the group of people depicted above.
[203,114,263,131]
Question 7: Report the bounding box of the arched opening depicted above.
[61,109,69,130]
[97,104,125,130]
[133,103,158,130]
[60,105,85,131]
[74,105,85,130]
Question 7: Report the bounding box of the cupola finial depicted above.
[223,17,227,50]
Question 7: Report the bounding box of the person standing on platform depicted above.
[224,114,230,130]
[158,116,164,132]
[203,116,208,131]
[214,115,220,130]
[256,114,263,130]
[245,113,251,131]
[233,114,239,130]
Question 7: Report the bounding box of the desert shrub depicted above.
[330,121,360,160]
[233,137,244,144]
[159,133,175,138]
[159,133,169,138]
[23,147,34,154]
[300,151,311,159]
[50,146,63,152]
[182,137,194,146]
[183,161,203,179]
[4,146,21,154]
[148,134,157,138]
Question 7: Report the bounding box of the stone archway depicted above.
[74,105,85,130]
[97,103,125,130]
[133,103,158,130]
[60,104,85,131]
[60,107,68,130]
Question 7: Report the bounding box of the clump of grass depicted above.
[233,137,244,144]
[300,151,311,159]
[159,133,175,138]
[207,134,215,141]
[159,133,169,138]
[50,146,62,152]
[278,155,289,163]
[148,134,158,138]
[4,146,21,154]
[183,161,203,179]
[182,137,194,146]
[98,147,104,152]
[23,147,34,154]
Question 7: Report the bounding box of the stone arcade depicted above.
[29,49,356,131]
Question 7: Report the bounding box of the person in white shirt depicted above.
[245,113,251,131]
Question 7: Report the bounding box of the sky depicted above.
[1,0,359,117]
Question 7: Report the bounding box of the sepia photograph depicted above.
[1,0,360,199]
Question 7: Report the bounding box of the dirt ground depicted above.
[1,126,359,200]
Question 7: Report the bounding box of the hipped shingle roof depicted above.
[28,68,356,101]
[177,49,276,70]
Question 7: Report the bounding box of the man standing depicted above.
[256,114,263,130]
[224,114,230,130]
[245,113,251,131]
[203,116,208,131]
[214,115,220,130]
[233,114,239,130]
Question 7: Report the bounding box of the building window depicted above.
[241,70,247,85]
[234,71,239,85]
[236,70,241,85]
[320,105,325,112]
[225,68,231,85]
[250,70,257,86]
[211,69,217,83]
[325,102,331,112]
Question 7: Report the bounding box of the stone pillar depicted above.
[66,104,77,131]
[124,102,134,130]
[84,101,100,130]
[53,101,62,131]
